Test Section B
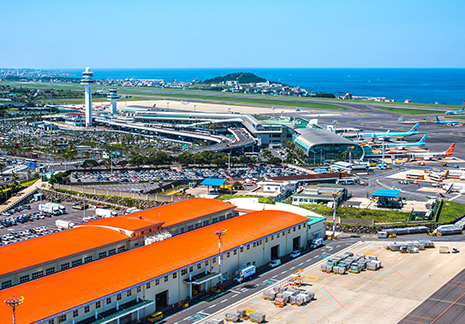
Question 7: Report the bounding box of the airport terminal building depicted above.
[0,198,325,324]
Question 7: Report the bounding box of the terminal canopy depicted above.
[372,189,400,198]
[200,179,227,187]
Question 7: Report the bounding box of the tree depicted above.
[239,155,252,165]
[81,159,99,170]
[268,157,282,165]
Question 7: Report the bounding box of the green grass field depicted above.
[373,106,446,115]
[301,204,411,223]
[437,201,465,223]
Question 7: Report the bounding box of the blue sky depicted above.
[1,0,464,68]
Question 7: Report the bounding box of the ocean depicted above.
[61,68,465,105]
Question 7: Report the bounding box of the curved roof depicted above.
[294,128,361,153]
[78,198,235,232]
[0,210,308,323]
[0,227,129,277]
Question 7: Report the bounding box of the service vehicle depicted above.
[290,250,301,258]
[95,208,117,218]
[310,238,324,249]
[234,265,256,283]
[147,311,163,323]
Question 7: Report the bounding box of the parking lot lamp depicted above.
[5,296,24,324]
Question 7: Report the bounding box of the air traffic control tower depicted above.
[81,67,95,126]
[107,88,120,114]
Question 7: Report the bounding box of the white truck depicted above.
[47,203,66,214]
[39,204,60,216]
[55,220,75,230]
[234,265,256,283]
[95,208,118,218]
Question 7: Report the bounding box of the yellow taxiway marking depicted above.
[305,276,319,281]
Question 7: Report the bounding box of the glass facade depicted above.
[296,143,364,164]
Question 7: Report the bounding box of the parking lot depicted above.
[205,241,465,324]
[0,200,113,244]
[70,165,307,186]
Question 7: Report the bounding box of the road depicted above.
[154,239,358,324]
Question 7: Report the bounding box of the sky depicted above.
[1,0,465,69]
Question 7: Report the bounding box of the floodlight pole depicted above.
[214,229,227,284]
[5,296,24,324]
[331,193,338,240]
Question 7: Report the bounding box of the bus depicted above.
[429,173,444,182]
[406,173,424,180]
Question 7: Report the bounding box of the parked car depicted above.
[269,259,282,268]
[290,250,301,258]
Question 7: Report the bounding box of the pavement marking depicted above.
[449,194,462,201]
[428,297,465,307]
[220,299,227,303]
[431,291,465,323]
[197,311,210,316]
[230,290,242,294]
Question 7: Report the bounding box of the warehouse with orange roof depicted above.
[0,198,236,291]
[0,200,325,324]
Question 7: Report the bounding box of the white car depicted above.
[290,250,301,258]
[269,259,281,268]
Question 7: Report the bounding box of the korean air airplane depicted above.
[436,116,459,126]
[385,134,427,149]
[445,106,465,115]
[358,123,420,140]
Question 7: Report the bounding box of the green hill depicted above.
[202,72,267,84]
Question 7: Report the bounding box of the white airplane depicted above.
[445,105,465,115]
[385,134,427,150]
[436,116,459,126]
[412,143,455,160]
[358,123,420,140]
[181,101,189,105]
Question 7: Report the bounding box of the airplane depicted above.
[358,123,420,140]
[435,116,459,126]
[96,88,105,94]
[445,105,465,115]
[181,101,189,105]
[412,143,455,160]
[385,134,427,149]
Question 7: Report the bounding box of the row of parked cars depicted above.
[1,204,31,217]
[1,226,55,245]
[0,211,51,228]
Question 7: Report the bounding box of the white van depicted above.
[310,238,324,249]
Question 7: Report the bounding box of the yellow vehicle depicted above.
[369,162,377,167]
[147,312,163,323]
[441,162,448,167]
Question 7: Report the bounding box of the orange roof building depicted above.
[0,210,317,324]
[0,227,130,289]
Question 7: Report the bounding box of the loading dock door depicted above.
[271,245,279,260]
[293,236,301,251]
[156,290,168,310]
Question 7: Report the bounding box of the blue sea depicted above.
[61,68,465,105]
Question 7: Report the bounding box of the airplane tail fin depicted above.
[409,123,420,133]
[461,106,465,112]
[419,135,427,143]
[445,143,455,157]
[436,116,440,122]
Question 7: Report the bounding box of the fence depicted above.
[53,184,187,202]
